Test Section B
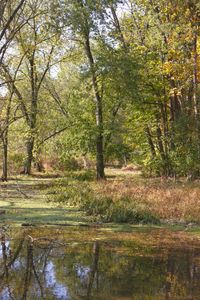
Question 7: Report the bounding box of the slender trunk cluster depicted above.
[141,1,200,177]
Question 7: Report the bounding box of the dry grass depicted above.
[2,169,200,225]
[95,177,200,223]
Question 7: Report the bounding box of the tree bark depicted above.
[83,31,105,180]
[0,89,12,181]
[1,139,8,181]
[24,137,34,175]
[23,54,38,175]
[156,124,165,162]
[145,126,156,158]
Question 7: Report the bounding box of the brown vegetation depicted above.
[96,178,200,223]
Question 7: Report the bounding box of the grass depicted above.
[1,169,200,227]
[96,175,200,224]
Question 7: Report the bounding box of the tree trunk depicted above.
[24,137,34,175]
[1,139,8,181]
[96,132,105,180]
[1,94,11,181]
[84,32,105,180]
[160,101,169,155]
[156,124,165,162]
[145,126,156,158]
[23,55,38,175]
[35,161,44,172]
[34,147,44,172]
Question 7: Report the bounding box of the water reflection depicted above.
[45,261,69,299]
[0,229,200,299]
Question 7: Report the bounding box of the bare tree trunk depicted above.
[24,137,34,175]
[160,101,169,155]
[1,90,12,181]
[96,131,105,180]
[76,0,105,180]
[1,139,8,181]
[145,126,156,158]
[23,54,38,175]
[84,32,105,180]
[34,147,44,172]
[156,124,165,162]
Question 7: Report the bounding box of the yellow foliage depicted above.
[163,61,173,75]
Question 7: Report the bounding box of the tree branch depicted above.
[0,0,26,42]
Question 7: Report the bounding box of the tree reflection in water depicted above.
[0,229,200,299]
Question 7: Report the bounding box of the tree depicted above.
[117,0,200,176]
[0,0,26,64]
[2,0,61,174]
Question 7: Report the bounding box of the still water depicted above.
[0,227,200,300]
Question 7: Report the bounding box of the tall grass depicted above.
[96,179,200,223]
[46,177,159,224]
[46,171,200,224]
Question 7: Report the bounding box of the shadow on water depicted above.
[1,227,200,299]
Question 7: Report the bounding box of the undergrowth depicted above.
[46,178,159,224]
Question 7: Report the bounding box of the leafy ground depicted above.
[1,168,200,228]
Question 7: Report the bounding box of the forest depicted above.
[1,0,200,220]
[1,1,200,299]
[0,0,199,181]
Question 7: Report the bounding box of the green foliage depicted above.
[68,170,96,181]
[82,196,159,224]
[2,0,200,180]
[142,155,173,177]
[105,143,131,165]
[46,178,160,224]
[8,153,24,173]
[57,157,81,171]
[46,179,93,206]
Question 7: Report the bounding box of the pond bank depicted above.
[1,171,200,230]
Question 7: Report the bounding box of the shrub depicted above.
[46,180,93,206]
[8,152,24,174]
[81,196,113,216]
[81,196,159,224]
[106,201,154,223]
[56,157,81,171]
[46,181,160,224]
[67,170,96,181]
